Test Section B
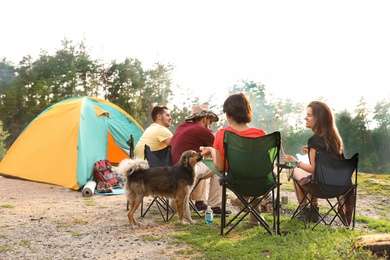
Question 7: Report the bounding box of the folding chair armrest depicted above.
[276,163,295,170]
[218,175,227,186]
[202,159,223,177]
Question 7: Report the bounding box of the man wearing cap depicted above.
[170,105,231,215]
[134,105,173,158]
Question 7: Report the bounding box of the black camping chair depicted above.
[204,131,282,236]
[291,151,359,230]
[125,142,202,219]
[143,145,202,218]
[140,144,177,222]
[126,134,135,210]
[126,135,134,210]
[127,134,135,159]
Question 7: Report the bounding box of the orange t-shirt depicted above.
[213,126,266,169]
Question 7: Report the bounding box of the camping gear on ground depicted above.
[82,181,97,197]
[93,159,117,186]
[0,96,143,190]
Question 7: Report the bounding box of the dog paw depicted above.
[128,221,139,229]
[181,219,195,225]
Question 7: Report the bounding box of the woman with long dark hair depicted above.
[284,101,344,222]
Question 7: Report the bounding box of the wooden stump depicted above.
[354,234,390,258]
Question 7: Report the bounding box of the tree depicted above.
[0,59,17,143]
[228,80,275,131]
[102,59,174,129]
[168,84,199,131]
[0,59,16,93]
[0,40,388,174]
[0,120,9,160]
[102,58,145,118]
[336,110,356,158]
[373,98,390,168]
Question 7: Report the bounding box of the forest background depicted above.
[0,40,389,174]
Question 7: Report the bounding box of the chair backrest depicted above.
[223,131,281,197]
[127,134,135,159]
[313,151,359,198]
[144,144,172,168]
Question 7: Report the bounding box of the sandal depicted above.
[104,182,113,193]
[97,182,106,193]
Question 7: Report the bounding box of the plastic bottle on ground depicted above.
[205,205,213,224]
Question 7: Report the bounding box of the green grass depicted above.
[0,245,13,253]
[53,218,88,229]
[71,231,81,237]
[167,215,378,259]
[159,172,390,259]
[359,173,390,197]
[0,204,15,208]
[83,198,94,206]
[143,234,164,242]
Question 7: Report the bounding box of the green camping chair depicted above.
[205,131,282,236]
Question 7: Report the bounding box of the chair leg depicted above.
[274,184,281,235]
[309,186,357,230]
[311,198,339,229]
[222,191,275,236]
[161,198,176,222]
[155,197,176,222]
[189,200,202,217]
[141,196,176,222]
[189,177,204,218]
[337,192,355,228]
[291,179,312,226]
[141,197,156,218]
[252,196,273,234]
[351,188,357,229]
[220,184,227,236]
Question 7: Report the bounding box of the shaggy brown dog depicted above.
[117,150,202,228]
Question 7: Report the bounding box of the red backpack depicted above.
[93,159,117,185]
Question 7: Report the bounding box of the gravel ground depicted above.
[0,172,387,259]
[0,176,189,259]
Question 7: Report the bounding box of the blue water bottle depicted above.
[205,206,213,224]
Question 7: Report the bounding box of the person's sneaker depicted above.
[211,207,232,215]
[195,201,208,211]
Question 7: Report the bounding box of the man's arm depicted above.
[163,138,172,145]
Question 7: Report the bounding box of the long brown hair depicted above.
[308,101,343,154]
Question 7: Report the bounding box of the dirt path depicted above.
[0,176,187,259]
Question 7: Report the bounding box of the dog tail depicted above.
[117,158,150,177]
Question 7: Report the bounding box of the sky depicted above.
[2,0,390,113]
